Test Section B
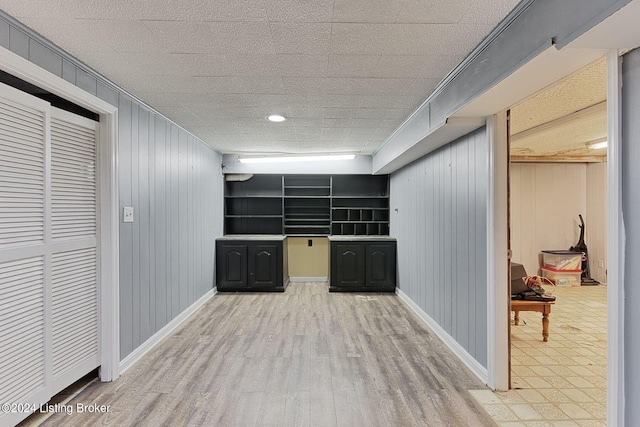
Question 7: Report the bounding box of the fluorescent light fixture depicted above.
[239,154,356,164]
[587,140,608,150]
[266,114,286,122]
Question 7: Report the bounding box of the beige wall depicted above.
[511,162,607,282]
[287,237,329,279]
[586,162,607,283]
[511,163,588,276]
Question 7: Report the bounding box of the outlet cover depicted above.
[123,206,134,223]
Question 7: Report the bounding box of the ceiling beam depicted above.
[510,101,607,142]
[510,155,606,163]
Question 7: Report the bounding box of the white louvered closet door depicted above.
[0,83,99,426]
[0,83,51,424]
[49,107,100,394]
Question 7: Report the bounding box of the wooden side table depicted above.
[511,299,555,342]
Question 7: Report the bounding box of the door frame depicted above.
[486,112,510,391]
[0,46,121,381]
[606,48,624,427]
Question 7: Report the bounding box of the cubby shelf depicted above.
[224,174,389,236]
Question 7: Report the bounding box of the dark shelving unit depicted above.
[223,174,390,236]
[283,175,331,235]
[330,174,390,236]
[224,175,283,235]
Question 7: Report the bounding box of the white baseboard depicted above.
[119,287,216,374]
[396,288,489,385]
[289,276,328,282]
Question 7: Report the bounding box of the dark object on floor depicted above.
[510,262,556,301]
[569,214,600,285]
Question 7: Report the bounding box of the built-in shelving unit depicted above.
[224,175,283,235]
[331,175,390,236]
[284,175,331,235]
[224,174,389,236]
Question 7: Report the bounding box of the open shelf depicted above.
[331,221,390,236]
[284,175,331,187]
[332,174,388,197]
[226,197,282,216]
[225,174,282,197]
[285,187,330,196]
[225,217,283,235]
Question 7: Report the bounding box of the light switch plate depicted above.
[123,206,134,223]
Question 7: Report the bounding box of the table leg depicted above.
[514,311,520,326]
[542,313,549,342]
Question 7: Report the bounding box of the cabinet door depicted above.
[216,243,248,288]
[332,243,365,287]
[365,243,396,289]
[248,244,279,288]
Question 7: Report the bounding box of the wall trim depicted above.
[486,113,510,391]
[289,277,328,282]
[0,45,120,381]
[606,48,625,427]
[119,288,216,374]
[396,288,489,385]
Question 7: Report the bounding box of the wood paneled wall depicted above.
[510,164,588,276]
[390,128,488,368]
[0,15,224,361]
[586,162,607,283]
[511,163,606,284]
[118,98,223,359]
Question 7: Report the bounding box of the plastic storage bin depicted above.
[541,266,582,286]
[541,250,583,270]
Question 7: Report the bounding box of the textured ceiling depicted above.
[510,59,608,161]
[0,0,520,155]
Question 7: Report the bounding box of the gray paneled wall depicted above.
[622,47,640,426]
[390,128,488,368]
[0,13,224,361]
[118,97,223,359]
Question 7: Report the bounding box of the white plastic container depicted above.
[541,250,583,270]
[541,266,582,286]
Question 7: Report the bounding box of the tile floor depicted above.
[471,285,608,426]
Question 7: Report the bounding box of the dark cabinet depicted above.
[216,238,288,292]
[248,244,279,288]
[365,243,396,289]
[329,238,396,292]
[332,243,365,288]
[216,243,248,288]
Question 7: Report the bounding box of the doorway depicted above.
[507,58,608,423]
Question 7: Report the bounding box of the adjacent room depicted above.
[473,59,609,424]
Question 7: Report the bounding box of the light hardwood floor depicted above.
[29,282,496,427]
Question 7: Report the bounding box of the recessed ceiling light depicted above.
[267,114,286,122]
